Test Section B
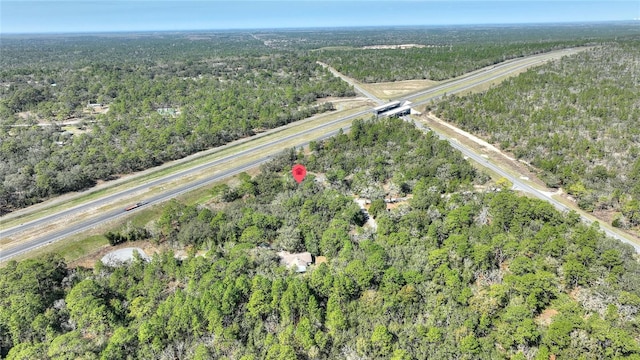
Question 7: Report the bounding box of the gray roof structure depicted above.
[381,105,412,117]
[278,251,313,273]
[372,100,401,114]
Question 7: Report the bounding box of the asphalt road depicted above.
[317,62,385,105]
[403,48,583,104]
[408,118,640,253]
[0,110,368,238]
[3,47,636,261]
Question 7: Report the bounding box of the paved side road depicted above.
[408,116,640,253]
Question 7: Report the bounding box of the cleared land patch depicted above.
[360,79,440,100]
[362,44,427,49]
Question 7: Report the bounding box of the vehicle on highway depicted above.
[124,201,147,211]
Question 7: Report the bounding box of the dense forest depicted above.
[1,24,634,214]
[316,41,579,83]
[434,41,640,230]
[256,22,640,50]
[312,22,640,82]
[2,118,639,359]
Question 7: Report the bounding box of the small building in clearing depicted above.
[277,251,313,273]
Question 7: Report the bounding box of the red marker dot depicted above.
[292,164,307,183]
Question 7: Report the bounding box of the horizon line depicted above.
[2,19,637,37]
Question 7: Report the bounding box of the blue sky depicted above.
[2,1,639,34]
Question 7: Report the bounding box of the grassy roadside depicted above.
[4,234,109,265]
[3,197,175,266]
[3,169,259,267]
[408,59,543,104]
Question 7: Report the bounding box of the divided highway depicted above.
[0,112,367,260]
[3,47,636,261]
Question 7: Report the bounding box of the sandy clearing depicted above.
[535,308,559,326]
[100,247,150,266]
[70,240,162,268]
[362,44,427,50]
[354,198,378,231]
[427,112,516,161]
[363,79,441,99]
